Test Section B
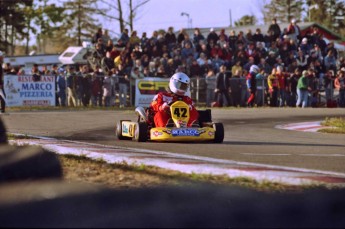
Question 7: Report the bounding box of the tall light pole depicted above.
[181,12,191,29]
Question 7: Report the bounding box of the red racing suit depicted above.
[150,91,199,127]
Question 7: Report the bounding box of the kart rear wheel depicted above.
[134,122,148,142]
[197,109,212,124]
[116,120,132,140]
[213,123,224,143]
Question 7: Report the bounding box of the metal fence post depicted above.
[196,77,200,105]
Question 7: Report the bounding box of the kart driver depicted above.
[150,72,199,127]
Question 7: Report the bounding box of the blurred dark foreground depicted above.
[1,118,345,228]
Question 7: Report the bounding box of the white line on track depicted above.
[241,153,345,157]
[241,153,291,156]
[276,121,326,132]
[300,154,345,157]
[9,133,345,187]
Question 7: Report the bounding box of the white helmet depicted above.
[250,65,259,74]
[169,72,190,96]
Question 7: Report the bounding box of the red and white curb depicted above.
[276,121,326,132]
[10,137,345,187]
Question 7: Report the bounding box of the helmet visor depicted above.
[176,81,189,91]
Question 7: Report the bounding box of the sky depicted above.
[101,0,264,38]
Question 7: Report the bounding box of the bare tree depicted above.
[99,0,150,34]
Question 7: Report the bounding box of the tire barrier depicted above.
[0,117,7,144]
[0,145,62,184]
[0,182,344,228]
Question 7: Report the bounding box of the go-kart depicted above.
[116,100,224,143]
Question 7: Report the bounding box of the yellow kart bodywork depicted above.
[150,126,216,142]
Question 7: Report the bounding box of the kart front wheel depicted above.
[213,123,224,143]
[134,122,148,142]
[116,120,131,140]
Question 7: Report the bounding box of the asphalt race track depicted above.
[2,108,345,174]
[3,107,345,228]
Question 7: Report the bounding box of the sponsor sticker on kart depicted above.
[152,130,163,137]
[122,124,129,134]
[171,128,200,137]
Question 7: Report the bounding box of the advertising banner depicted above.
[4,74,56,107]
[134,77,169,107]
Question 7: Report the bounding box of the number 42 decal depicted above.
[173,107,188,118]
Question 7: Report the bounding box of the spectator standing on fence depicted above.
[101,29,111,46]
[258,58,271,76]
[240,69,249,107]
[286,68,300,107]
[276,66,287,107]
[314,59,325,90]
[140,32,149,49]
[32,64,42,82]
[66,65,77,107]
[221,43,233,68]
[205,69,217,107]
[119,28,129,46]
[246,65,259,107]
[230,69,242,107]
[102,70,113,107]
[299,38,311,56]
[177,28,186,46]
[228,30,238,51]
[296,70,309,108]
[207,28,219,45]
[311,44,323,63]
[267,67,279,107]
[51,64,59,106]
[116,64,129,108]
[189,58,202,78]
[287,19,301,45]
[324,70,335,102]
[129,30,141,49]
[130,67,144,106]
[81,65,92,107]
[102,51,115,72]
[76,66,84,106]
[181,42,194,61]
[92,28,103,44]
[334,68,345,107]
[3,63,11,74]
[266,51,277,68]
[165,58,176,77]
[212,54,225,73]
[296,50,309,71]
[325,42,338,59]
[193,28,205,47]
[0,51,6,113]
[91,66,104,107]
[231,60,242,77]
[56,68,66,107]
[94,39,106,59]
[165,27,177,51]
[307,68,319,107]
[252,28,265,45]
[324,49,337,73]
[255,68,266,106]
[105,38,114,53]
[268,18,281,41]
[215,64,231,107]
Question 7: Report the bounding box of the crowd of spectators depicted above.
[87,18,345,108]
[3,18,345,108]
